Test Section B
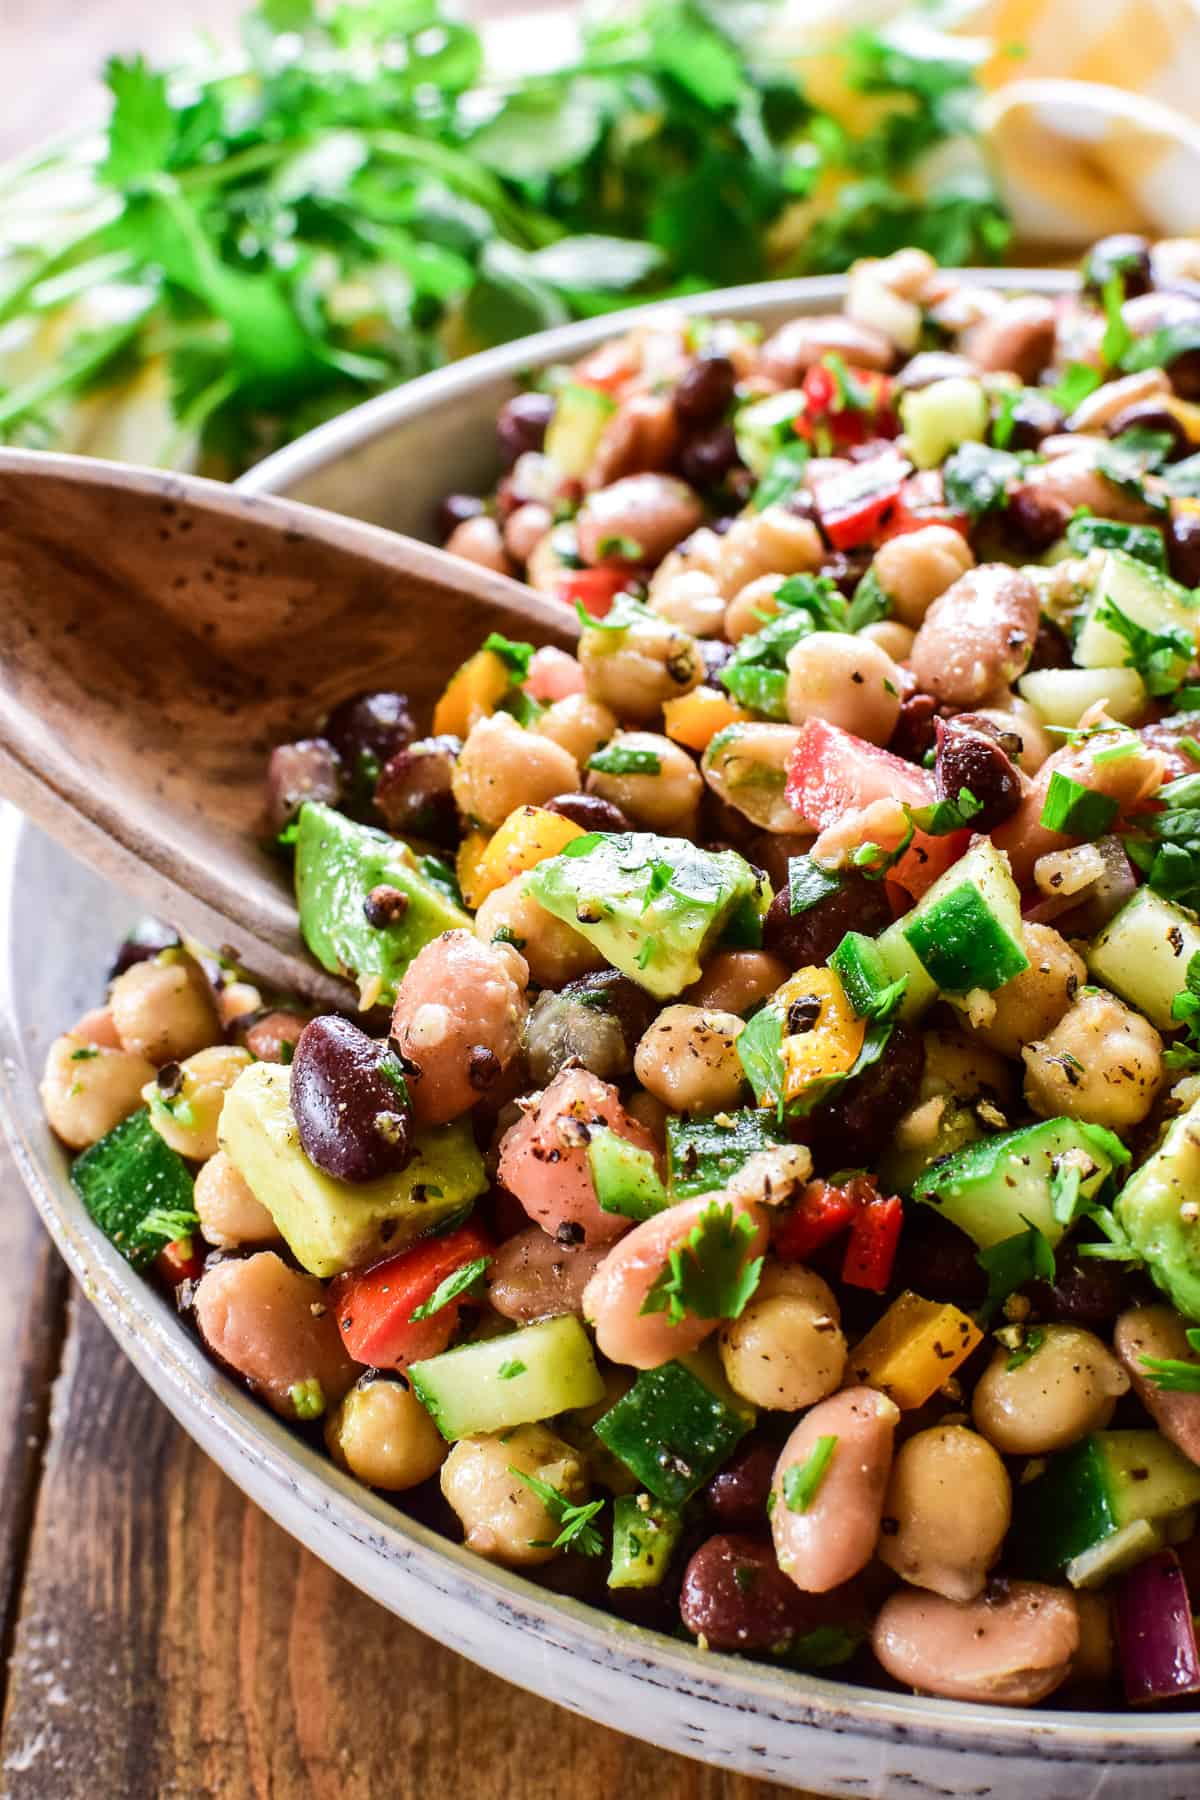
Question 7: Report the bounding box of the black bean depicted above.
[763,870,891,970]
[678,423,741,491]
[1106,399,1191,460]
[999,391,1064,452]
[232,1007,310,1064]
[1026,1247,1130,1328]
[1027,618,1073,672]
[324,691,415,776]
[808,1022,924,1168]
[744,830,814,894]
[679,1535,819,1653]
[497,391,554,468]
[704,1440,777,1527]
[934,717,1022,831]
[543,792,631,834]
[893,351,975,391]
[895,1215,987,1306]
[290,1016,415,1183]
[375,735,461,844]
[888,692,939,766]
[1082,233,1152,300]
[108,917,181,980]
[1005,484,1071,553]
[673,354,737,429]
[1168,512,1200,588]
[436,493,484,539]
[265,738,343,834]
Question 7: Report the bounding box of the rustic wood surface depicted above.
[0,4,808,1796]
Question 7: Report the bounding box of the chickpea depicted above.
[858,618,915,662]
[533,693,618,766]
[718,1262,846,1410]
[72,1005,121,1048]
[325,1375,446,1490]
[871,526,975,629]
[633,1004,746,1115]
[218,980,262,1027]
[452,711,580,830]
[649,527,722,590]
[968,923,1083,1060]
[193,1150,279,1249]
[1022,988,1164,1131]
[715,508,824,601]
[143,1044,252,1161]
[785,631,903,746]
[391,931,529,1126]
[724,573,787,643]
[579,605,703,724]
[193,1252,359,1421]
[972,1325,1130,1457]
[444,513,510,574]
[439,1422,588,1568]
[109,951,221,1062]
[702,722,806,832]
[39,1031,156,1150]
[503,501,553,565]
[920,1027,1014,1105]
[647,568,726,637]
[586,731,702,835]
[877,1426,1011,1602]
[685,949,790,1014]
[474,874,605,989]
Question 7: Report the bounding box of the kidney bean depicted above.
[966,297,1057,383]
[1083,232,1152,299]
[107,918,181,980]
[674,354,737,426]
[762,869,891,970]
[324,692,415,779]
[705,1440,777,1527]
[1106,399,1191,460]
[888,692,939,765]
[289,1016,414,1183]
[266,738,343,833]
[808,1022,924,1168]
[1168,511,1200,588]
[678,424,741,491]
[487,1224,605,1324]
[435,493,484,539]
[543,792,631,834]
[680,1534,828,1653]
[771,1388,899,1593]
[1027,618,1072,673]
[1005,484,1071,553]
[375,735,461,844]
[872,1581,1079,1705]
[497,391,555,467]
[934,717,1022,831]
[232,1007,310,1063]
[1002,390,1065,452]
[893,350,974,391]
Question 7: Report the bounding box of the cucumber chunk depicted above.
[899,377,988,470]
[409,1315,605,1441]
[667,1109,788,1201]
[71,1108,196,1270]
[593,1353,754,1504]
[911,1116,1124,1249]
[544,383,616,478]
[1018,665,1147,728]
[1073,548,1200,677]
[1013,1429,1200,1579]
[608,1493,684,1589]
[898,839,1028,996]
[829,931,894,1016]
[875,920,939,1020]
[1114,1091,1200,1320]
[1088,886,1200,1030]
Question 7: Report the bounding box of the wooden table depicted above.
[0,5,805,1794]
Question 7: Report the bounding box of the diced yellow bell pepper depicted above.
[456,829,493,912]
[1165,395,1200,447]
[848,1289,983,1409]
[776,967,865,1103]
[433,647,511,738]
[663,685,750,753]
[470,806,585,905]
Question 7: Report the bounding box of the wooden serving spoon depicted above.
[0,448,575,1007]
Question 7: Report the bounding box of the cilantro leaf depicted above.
[1094,595,1193,696]
[589,744,663,776]
[1004,1325,1046,1372]
[1140,1328,1200,1393]
[1047,363,1102,413]
[510,1468,605,1555]
[99,56,176,190]
[482,632,535,680]
[640,1201,764,1325]
[976,1220,1056,1323]
[907,787,983,836]
[782,1435,838,1512]
[408,1256,490,1323]
[1100,273,1133,368]
[941,442,1022,523]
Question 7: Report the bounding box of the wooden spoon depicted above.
[0,448,575,1007]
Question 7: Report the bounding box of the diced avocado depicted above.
[609,1493,684,1589]
[530,831,766,1000]
[877,1097,982,1196]
[898,376,987,470]
[218,1062,483,1278]
[911,1116,1124,1250]
[1013,1430,1200,1579]
[593,1351,754,1505]
[71,1109,197,1270]
[667,1108,788,1201]
[408,1314,605,1440]
[1114,1092,1200,1320]
[587,1127,669,1222]
[294,801,470,1007]
[1073,548,1200,677]
[899,839,1028,995]
[1019,665,1147,728]
[544,382,617,478]
[1088,886,1200,1031]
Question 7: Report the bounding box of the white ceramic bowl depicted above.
[5,271,1199,1797]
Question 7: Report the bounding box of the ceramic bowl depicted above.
[5,271,1198,1797]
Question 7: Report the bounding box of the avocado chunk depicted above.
[911,1116,1125,1250]
[219,1062,484,1278]
[530,831,767,1000]
[1115,1094,1200,1319]
[1013,1429,1200,1579]
[295,801,470,1006]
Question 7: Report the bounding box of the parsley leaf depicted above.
[907,787,983,836]
[1094,595,1194,696]
[498,1359,527,1380]
[782,1435,838,1512]
[1003,1325,1046,1372]
[1038,771,1119,839]
[640,1201,764,1325]
[589,744,662,777]
[99,56,176,189]
[1048,363,1102,413]
[1100,273,1133,368]
[510,1469,605,1556]
[976,1220,1056,1323]
[408,1256,490,1323]
[1140,1328,1200,1393]
[482,632,535,680]
[941,441,1022,523]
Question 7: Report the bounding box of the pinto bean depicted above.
[445,514,510,573]
[877,1426,1011,1602]
[872,1582,1080,1706]
[1068,368,1170,432]
[374,734,460,844]
[759,315,893,386]
[193,1251,358,1421]
[908,565,1040,707]
[964,296,1057,382]
[1013,451,1159,525]
[1115,1305,1200,1466]
[487,1224,606,1324]
[680,1535,827,1653]
[770,1387,898,1594]
[497,1065,659,1248]
[576,474,704,568]
[266,738,343,832]
[390,931,529,1126]
[583,1192,769,1369]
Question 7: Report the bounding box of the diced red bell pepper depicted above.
[331,1221,492,1370]
[774,1177,862,1260]
[557,567,631,619]
[877,470,969,542]
[784,718,968,898]
[157,1237,203,1285]
[810,450,910,550]
[572,340,638,393]
[842,1192,903,1293]
[796,361,897,451]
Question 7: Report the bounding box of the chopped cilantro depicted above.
[1094,595,1193,696]
[1004,1326,1046,1372]
[782,1435,838,1512]
[498,1359,527,1381]
[941,441,1022,523]
[596,535,645,561]
[845,565,890,631]
[788,855,842,916]
[378,1052,411,1104]
[588,744,663,777]
[1047,363,1102,413]
[69,1046,100,1061]
[1100,273,1133,368]
[976,1220,1056,1322]
[1038,771,1119,839]
[482,632,535,680]
[1140,1328,1200,1393]
[908,787,983,836]
[640,1200,764,1325]
[510,1469,605,1556]
[408,1256,490,1323]
[1064,515,1166,571]
[492,925,527,950]
[753,445,810,513]
[1123,320,1200,379]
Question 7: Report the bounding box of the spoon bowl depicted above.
[0,448,574,1004]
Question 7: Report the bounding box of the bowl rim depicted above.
[6,264,1198,1768]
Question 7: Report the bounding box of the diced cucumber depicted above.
[544,383,616,478]
[593,1352,754,1505]
[1013,1430,1200,1579]
[1073,548,1200,675]
[608,1493,684,1589]
[1088,886,1200,1030]
[1114,1092,1200,1321]
[899,376,988,470]
[734,389,805,477]
[666,1109,788,1201]
[829,931,894,1016]
[911,1116,1124,1250]
[1018,665,1147,728]
[1064,1518,1165,1589]
[408,1314,605,1441]
[875,920,939,1021]
[70,1109,196,1270]
[587,1127,668,1222]
[899,839,1028,995]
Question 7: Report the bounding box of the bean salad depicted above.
[46,233,1200,1712]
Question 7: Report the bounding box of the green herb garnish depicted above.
[1140,1328,1200,1393]
[1038,771,1120,839]
[588,744,663,777]
[782,1435,838,1512]
[976,1220,1056,1322]
[510,1469,605,1556]
[408,1256,490,1323]
[640,1200,764,1325]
